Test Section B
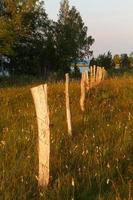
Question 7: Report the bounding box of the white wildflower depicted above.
[72,178,74,186]
[96,146,99,153]
[78,168,81,172]
[74,145,78,150]
[86,150,88,154]
[107,163,110,169]
[40,192,43,197]
[128,112,131,121]
[92,134,95,139]
[65,165,68,169]
[106,179,110,184]
[35,175,39,181]
[27,155,30,159]
[123,155,126,159]
[21,176,24,183]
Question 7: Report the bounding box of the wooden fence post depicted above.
[93,65,96,85]
[85,71,89,85]
[31,84,50,187]
[90,66,93,88]
[95,66,99,85]
[101,67,104,80]
[96,66,101,84]
[102,67,108,80]
[80,72,86,111]
[65,73,72,136]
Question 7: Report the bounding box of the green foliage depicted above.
[54,0,94,74]
[121,54,130,68]
[0,74,133,199]
[91,51,112,70]
[59,0,69,24]
[129,52,133,68]
[0,0,94,76]
[0,0,38,54]
[91,52,133,70]
[113,54,121,66]
[113,53,132,68]
[0,0,54,77]
[11,1,51,76]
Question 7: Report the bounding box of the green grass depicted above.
[0,75,133,200]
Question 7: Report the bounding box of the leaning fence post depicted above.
[65,73,72,136]
[31,84,50,187]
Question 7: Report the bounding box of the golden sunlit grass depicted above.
[0,74,133,200]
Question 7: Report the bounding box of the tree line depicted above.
[0,0,94,78]
[91,51,133,70]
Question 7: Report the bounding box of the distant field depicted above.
[0,75,133,200]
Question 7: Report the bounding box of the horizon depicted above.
[45,0,133,57]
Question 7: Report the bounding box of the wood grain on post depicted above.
[65,73,72,136]
[31,84,50,187]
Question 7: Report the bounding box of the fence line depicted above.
[30,67,108,186]
[80,65,108,111]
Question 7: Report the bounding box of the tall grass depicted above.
[0,75,133,199]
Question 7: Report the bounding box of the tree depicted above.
[0,0,52,76]
[11,1,51,76]
[59,0,69,24]
[96,51,112,70]
[0,0,39,54]
[0,0,95,77]
[121,54,130,68]
[54,0,94,74]
[129,52,133,68]
[113,54,121,68]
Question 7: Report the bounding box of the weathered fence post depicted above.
[85,71,89,85]
[96,66,101,84]
[102,67,108,80]
[93,65,96,85]
[80,72,86,111]
[65,73,72,136]
[31,84,50,187]
[95,66,98,85]
[89,66,93,88]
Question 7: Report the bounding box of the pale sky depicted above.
[45,0,133,57]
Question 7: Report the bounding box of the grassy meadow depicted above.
[0,74,133,200]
